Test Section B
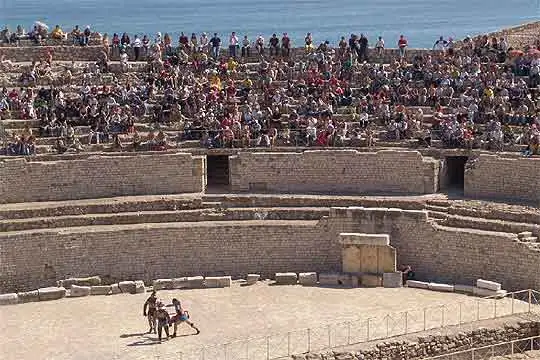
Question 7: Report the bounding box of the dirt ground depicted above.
[0,282,534,360]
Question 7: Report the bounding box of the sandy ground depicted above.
[0,282,535,360]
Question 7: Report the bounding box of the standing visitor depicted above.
[133,35,142,61]
[155,302,170,342]
[70,25,81,45]
[433,36,447,51]
[375,36,384,56]
[358,33,368,62]
[142,35,150,58]
[281,33,291,57]
[269,34,279,56]
[305,32,313,52]
[143,291,158,334]
[210,33,221,59]
[241,35,250,58]
[200,32,209,53]
[398,34,408,59]
[255,35,265,56]
[229,31,239,58]
[82,25,91,46]
[169,298,200,337]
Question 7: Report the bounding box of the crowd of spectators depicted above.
[0,23,539,156]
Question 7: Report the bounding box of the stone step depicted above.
[425,204,449,213]
[427,210,448,220]
[0,207,330,232]
[520,237,538,243]
[448,206,540,226]
[438,214,540,237]
[518,231,533,239]
[0,195,203,220]
[201,194,429,210]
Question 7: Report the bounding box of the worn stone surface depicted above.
[275,272,298,285]
[0,293,18,305]
[383,272,403,288]
[152,279,173,291]
[69,285,91,297]
[477,279,502,291]
[38,287,66,301]
[58,276,101,288]
[90,285,112,296]
[204,276,232,288]
[464,155,540,206]
[118,281,136,294]
[230,150,439,195]
[299,272,318,286]
[17,290,39,303]
[246,274,260,285]
[0,154,205,203]
[428,282,455,292]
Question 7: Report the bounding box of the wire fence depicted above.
[174,289,540,360]
[422,334,540,360]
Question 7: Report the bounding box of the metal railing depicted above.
[175,289,540,360]
[423,335,540,360]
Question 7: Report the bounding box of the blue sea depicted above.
[2,0,539,48]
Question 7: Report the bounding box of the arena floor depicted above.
[0,282,532,360]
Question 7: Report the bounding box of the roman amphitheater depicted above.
[1,29,540,360]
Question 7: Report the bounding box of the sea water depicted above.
[1,0,539,48]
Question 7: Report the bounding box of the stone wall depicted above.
[2,204,539,293]
[0,45,437,63]
[296,321,540,360]
[0,153,206,203]
[329,207,540,291]
[230,150,439,195]
[0,45,106,62]
[0,220,339,293]
[464,155,540,206]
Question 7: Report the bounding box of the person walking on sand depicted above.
[143,290,157,334]
[169,298,200,337]
[155,301,171,342]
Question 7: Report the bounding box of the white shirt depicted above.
[375,39,384,48]
[133,38,142,47]
[230,35,239,46]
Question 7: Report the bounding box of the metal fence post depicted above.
[266,336,270,360]
[246,340,249,360]
[423,308,427,331]
[367,319,370,341]
[404,311,408,334]
[307,328,311,353]
[287,332,291,356]
[471,348,475,360]
[459,302,462,325]
[441,305,445,327]
[386,315,390,337]
[494,298,497,318]
[347,322,351,345]
[477,300,480,321]
[224,343,228,360]
[511,340,515,354]
[512,292,515,314]
[202,347,205,360]
[328,326,331,348]
[529,289,533,313]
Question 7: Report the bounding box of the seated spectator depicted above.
[51,25,65,40]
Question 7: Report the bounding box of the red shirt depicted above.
[398,38,408,48]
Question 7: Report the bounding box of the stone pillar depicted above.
[338,233,397,274]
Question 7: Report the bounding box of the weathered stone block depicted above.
[454,284,475,294]
[134,280,146,293]
[118,281,136,294]
[110,283,121,294]
[383,272,403,288]
[58,276,101,288]
[17,290,39,303]
[361,274,382,287]
[428,283,455,292]
[319,273,351,286]
[38,287,66,301]
[187,276,204,289]
[473,287,507,298]
[171,277,189,289]
[90,285,112,296]
[406,280,429,289]
[205,276,232,288]
[153,279,173,291]
[69,285,91,297]
[476,279,502,291]
[275,272,298,285]
[246,274,260,285]
[0,293,19,305]
[299,272,318,286]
